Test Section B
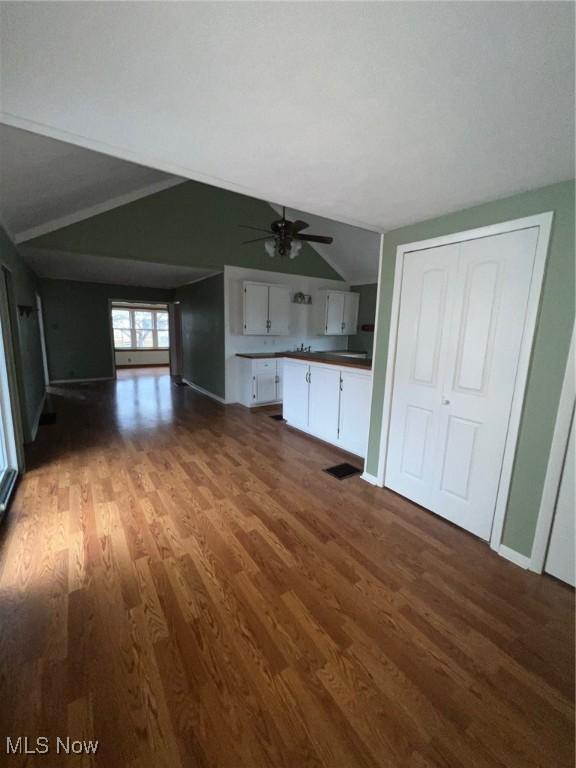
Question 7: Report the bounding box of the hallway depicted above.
[0,371,573,767]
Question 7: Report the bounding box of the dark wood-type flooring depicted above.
[0,369,573,767]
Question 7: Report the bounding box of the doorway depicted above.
[377,213,552,546]
[0,270,22,515]
[109,301,171,376]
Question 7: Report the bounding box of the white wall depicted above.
[115,349,169,366]
[224,265,350,403]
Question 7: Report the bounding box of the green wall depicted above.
[40,279,172,381]
[366,180,575,557]
[175,274,225,399]
[349,283,378,355]
[27,181,343,280]
[0,226,45,443]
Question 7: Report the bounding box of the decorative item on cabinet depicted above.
[293,292,312,305]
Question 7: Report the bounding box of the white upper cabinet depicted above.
[243,282,270,334]
[243,281,290,335]
[325,292,346,334]
[342,292,360,335]
[268,285,290,335]
[321,290,359,335]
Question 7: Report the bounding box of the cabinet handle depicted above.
[339,377,343,391]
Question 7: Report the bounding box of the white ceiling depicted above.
[0,3,573,232]
[20,246,219,290]
[0,123,182,240]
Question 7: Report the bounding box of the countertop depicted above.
[236,350,372,370]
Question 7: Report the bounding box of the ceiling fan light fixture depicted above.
[289,240,302,259]
[264,239,277,258]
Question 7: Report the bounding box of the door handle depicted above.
[441,397,451,405]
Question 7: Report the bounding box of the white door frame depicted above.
[530,321,575,573]
[375,212,554,554]
[35,293,50,386]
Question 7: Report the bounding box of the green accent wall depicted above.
[0,226,45,443]
[175,275,225,399]
[349,283,378,355]
[27,181,343,280]
[40,278,172,381]
[366,180,575,557]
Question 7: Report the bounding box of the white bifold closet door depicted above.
[385,227,539,540]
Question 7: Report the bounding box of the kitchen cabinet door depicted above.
[308,364,340,443]
[342,292,360,335]
[268,285,290,335]
[244,283,269,334]
[325,292,345,335]
[254,372,277,404]
[282,361,309,430]
[338,369,371,457]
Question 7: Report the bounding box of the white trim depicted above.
[361,233,385,484]
[361,471,380,486]
[15,178,185,244]
[530,322,575,573]
[29,392,47,442]
[375,212,554,553]
[182,378,226,404]
[50,376,114,384]
[498,545,531,570]
[180,271,222,287]
[36,293,50,386]
[0,112,380,234]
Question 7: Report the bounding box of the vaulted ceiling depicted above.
[0,124,182,241]
[1,2,573,233]
[0,125,380,285]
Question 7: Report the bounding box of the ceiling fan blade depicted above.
[291,220,309,232]
[239,224,271,234]
[296,234,334,244]
[242,236,271,244]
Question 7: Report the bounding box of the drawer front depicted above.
[252,358,277,374]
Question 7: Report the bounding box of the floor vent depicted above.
[269,414,285,421]
[324,462,362,480]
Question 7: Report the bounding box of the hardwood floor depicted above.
[0,369,573,767]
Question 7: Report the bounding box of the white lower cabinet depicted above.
[282,360,309,429]
[308,365,340,444]
[238,357,282,407]
[338,369,372,457]
[282,358,371,458]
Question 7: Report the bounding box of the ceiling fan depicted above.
[240,207,334,259]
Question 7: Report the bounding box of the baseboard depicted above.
[182,379,226,404]
[361,471,381,486]
[498,544,531,570]
[50,376,115,384]
[29,391,46,442]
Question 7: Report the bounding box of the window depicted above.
[112,306,170,350]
